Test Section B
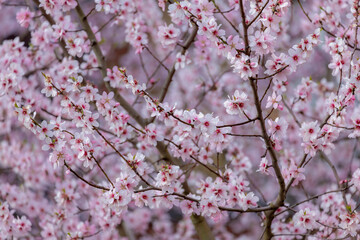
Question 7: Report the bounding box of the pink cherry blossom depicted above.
[174,52,191,70]
[16,8,34,28]
[1,0,360,239]
[293,208,317,230]
[158,24,180,49]
[223,90,249,115]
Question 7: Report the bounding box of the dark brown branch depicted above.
[297,0,312,23]
[282,99,301,127]
[211,0,240,34]
[144,46,170,72]
[239,0,250,54]
[217,118,258,128]
[260,79,273,103]
[95,14,118,34]
[275,185,352,217]
[247,0,270,28]
[319,152,350,211]
[238,0,285,237]
[226,133,263,138]
[64,161,110,191]
[92,155,114,188]
[254,65,289,80]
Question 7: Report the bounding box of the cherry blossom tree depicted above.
[1,0,360,239]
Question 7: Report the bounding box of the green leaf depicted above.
[346,205,352,212]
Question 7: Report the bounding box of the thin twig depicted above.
[297,0,312,23]
[64,161,110,191]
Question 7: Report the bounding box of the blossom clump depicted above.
[1,0,360,239]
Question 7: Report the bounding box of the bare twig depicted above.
[64,161,110,191]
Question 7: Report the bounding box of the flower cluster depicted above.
[1,0,360,239]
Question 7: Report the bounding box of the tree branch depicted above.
[159,20,198,102]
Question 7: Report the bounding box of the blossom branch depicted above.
[33,0,69,58]
[159,20,198,102]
